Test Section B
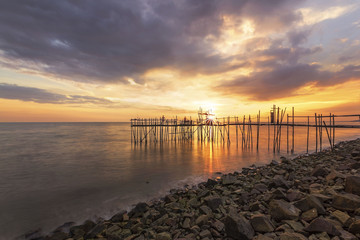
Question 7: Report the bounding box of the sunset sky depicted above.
[0,0,360,122]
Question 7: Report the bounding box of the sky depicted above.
[0,0,360,122]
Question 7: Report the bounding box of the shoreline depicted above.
[24,138,360,240]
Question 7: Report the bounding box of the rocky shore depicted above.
[29,138,360,240]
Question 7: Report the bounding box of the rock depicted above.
[195,215,209,226]
[156,232,171,240]
[269,175,290,189]
[304,217,340,236]
[279,232,307,240]
[250,214,275,233]
[48,231,68,240]
[345,176,360,196]
[85,223,106,239]
[301,208,318,222]
[80,220,96,233]
[331,210,352,227]
[315,232,331,240]
[199,229,211,238]
[326,169,344,182]
[249,201,261,211]
[332,193,360,211]
[269,199,301,221]
[110,210,127,222]
[205,196,222,210]
[286,190,303,202]
[338,230,357,240]
[294,195,326,214]
[351,151,360,157]
[311,166,328,177]
[254,234,273,240]
[283,220,304,232]
[222,175,237,185]
[182,218,190,229]
[271,188,288,200]
[211,219,224,232]
[200,205,213,216]
[225,214,255,240]
[254,183,268,193]
[205,178,217,188]
[348,219,360,234]
[129,202,148,217]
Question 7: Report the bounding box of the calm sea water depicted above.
[0,122,359,239]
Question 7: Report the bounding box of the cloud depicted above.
[0,0,303,83]
[217,63,360,101]
[0,83,112,104]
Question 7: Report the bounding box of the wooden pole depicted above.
[291,107,294,154]
[287,114,289,153]
[256,111,260,151]
[332,114,335,148]
[307,116,309,153]
[315,113,318,152]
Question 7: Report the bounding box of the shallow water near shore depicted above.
[0,122,359,239]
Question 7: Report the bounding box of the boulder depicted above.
[205,196,222,210]
[339,229,357,240]
[85,223,106,239]
[225,214,255,240]
[301,208,318,222]
[304,217,340,236]
[250,214,275,233]
[332,193,360,211]
[348,219,360,234]
[222,175,237,185]
[269,175,290,189]
[110,210,127,222]
[345,176,360,196]
[294,195,326,214]
[331,210,352,227]
[311,166,328,177]
[129,202,149,217]
[269,199,301,221]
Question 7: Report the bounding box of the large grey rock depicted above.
[250,214,275,233]
[269,199,301,221]
[294,195,326,214]
[225,214,255,240]
[345,176,360,196]
[304,217,340,236]
[332,193,360,211]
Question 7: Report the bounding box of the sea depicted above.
[0,122,359,239]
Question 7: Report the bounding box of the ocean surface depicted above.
[0,122,359,239]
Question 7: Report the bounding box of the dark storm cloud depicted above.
[0,0,303,83]
[218,63,360,101]
[0,83,112,104]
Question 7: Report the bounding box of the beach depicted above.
[27,138,360,240]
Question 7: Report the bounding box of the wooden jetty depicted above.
[131,106,360,153]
